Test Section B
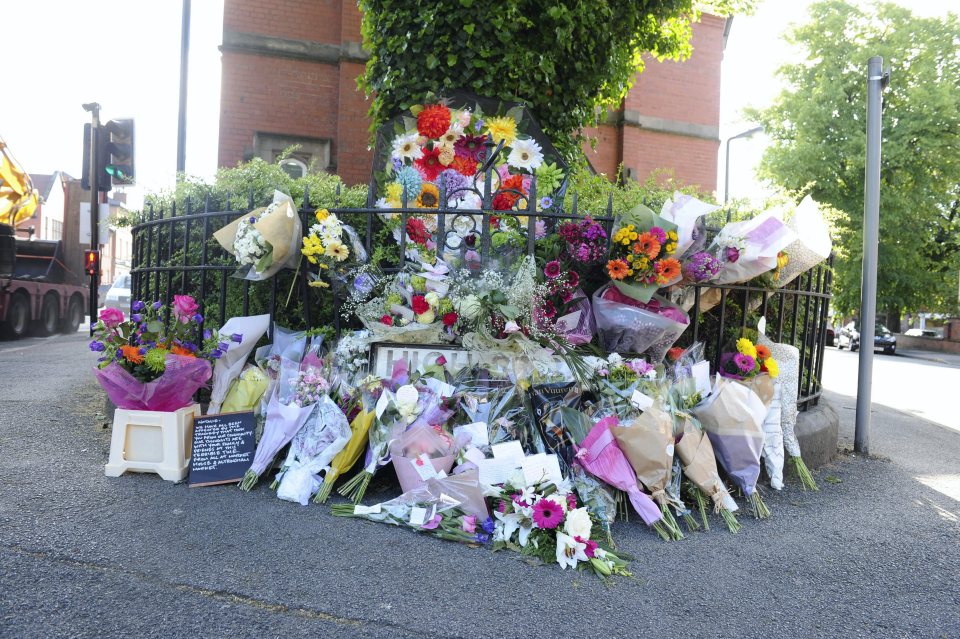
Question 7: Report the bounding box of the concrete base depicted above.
[796,399,839,468]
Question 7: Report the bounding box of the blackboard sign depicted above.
[188,411,256,487]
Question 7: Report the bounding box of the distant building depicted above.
[16,171,69,241]
[218,2,727,193]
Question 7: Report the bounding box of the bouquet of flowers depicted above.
[332,469,492,545]
[605,203,681,303]
[658,192,718,258]
[214,190,302,281]
[536,260,595,346]
[554,216,608,266]
[208,313,270,414]
[300,208,367,289]
[592,284,689,362]
[591,353,663,411]
[772,195,832,286]
[452,366,535,453]
[90,296,228,411]
[680,251,722,285]
[389,423,459,493]
[708,209,796,285]
[718,336,779,409]
[272,392,351,505]
[355,266,457,344]
[673,412,741,533]
[239,361,329,491]
[691,376,770,518]
[491,477,632,578]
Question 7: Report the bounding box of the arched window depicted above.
[279,158,307,179]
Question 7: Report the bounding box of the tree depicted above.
[357,0,754,157]
[748,1,960,323]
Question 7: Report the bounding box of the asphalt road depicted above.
[0,334,958,638]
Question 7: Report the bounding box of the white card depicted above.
[440,493,461,507]
[411,454,437,481]
[425,377,457,399]
[692,361,712,396]
[454,422,489,448]
[409,506,427,526]
[491,440,525,463]
[375,390,393,419]
[521,453,564,485]
[630,389,655,411]
[354,504,382,516]
[435,470,447,479]
[477,457,522,486]
[463,446,487,466]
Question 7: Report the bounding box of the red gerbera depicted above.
[411,295,430,315]
[442,312,459,327]
[451,155,478,177]
[415,147,445,182]
[406,217,431,246]
[417,104,451,139]
[492,174,525,211]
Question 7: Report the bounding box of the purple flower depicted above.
[474,119,484,132]
[192,313,204,323]
[438,169,469,199]
[725,246,740,263]
[734,353,756,372]
[131,314,142,323]
[139,323,148,332]
[203,329,212,340]
[152,301,163,310]
[421,514,442,530]
[481,517,495,534]
[230,333,243,343]
[218,341,229,352]
[138,347,148,355]
[650,227,667,244]
[576,244,591,262]
[131,300,145,312]
[248,216,257,224]
[544,260,561,279]
[475,532,491,544]
[89,340,105,352]
[210,349,223,359]
[354,273,375,296]
[627,359,655,376]
[535,219,546,240]
[539,196,553,209]
[464,250,480,263]
[392,157,403,171]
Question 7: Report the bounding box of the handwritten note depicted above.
[188,412,256,487]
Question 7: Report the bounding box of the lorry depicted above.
[1,137,88,338]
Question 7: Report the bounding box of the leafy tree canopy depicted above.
[748,0,960,318]
[358,0,754,157]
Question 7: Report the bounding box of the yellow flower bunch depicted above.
[301,235,326,264]
[764,358,779,377]
[485,116,517,145]
[613,224,639,246]
[736,337,758,359]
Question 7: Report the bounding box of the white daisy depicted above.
[392,131,423,161]
[507,138,544,171]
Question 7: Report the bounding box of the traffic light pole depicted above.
[84,103,101,336]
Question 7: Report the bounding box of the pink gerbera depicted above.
[532,498,565,529]
[734,353,756,373]
[544,260,562,279]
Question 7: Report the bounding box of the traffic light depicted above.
[84,250,99,276]
[81,123,109,192]
[104,118,135,186]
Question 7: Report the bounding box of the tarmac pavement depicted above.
[0,334,958,638]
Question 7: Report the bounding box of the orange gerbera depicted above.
[607,259,630,281]
[755,344,771,360]
[171,344,195,357]
[636,232,661,260]
[121,344,144,364]
[655,258,681,284]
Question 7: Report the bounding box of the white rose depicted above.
[416,309,436,324]
[457,295,482,321]
[564,507,592,540]
[424,291,440,308]
[608,353,623,365]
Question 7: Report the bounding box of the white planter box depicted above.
[105,404,200,482]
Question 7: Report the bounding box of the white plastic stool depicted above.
[105,404,200,482]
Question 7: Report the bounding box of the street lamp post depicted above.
[723,125,764,211]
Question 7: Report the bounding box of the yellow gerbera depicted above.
[326,240,350,262]
[764,358,779,378]
[315,208,330,222]
[736,337,757,359]
[485,116,517,145]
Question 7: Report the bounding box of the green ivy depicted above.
[357,0,754,158]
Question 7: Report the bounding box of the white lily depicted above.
[555,532,588,570]
[494,505,535,546]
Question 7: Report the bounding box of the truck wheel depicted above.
[36,294,59,336]
[61,296,83,334]
[2,293,29,338]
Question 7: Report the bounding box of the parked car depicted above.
[904,328,939,338]
[103,273,131,311]
[825,327,837,347]
[837,321,897,354]
[97,282,112,308]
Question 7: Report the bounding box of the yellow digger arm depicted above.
[0,136,39,227]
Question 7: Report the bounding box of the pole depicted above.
[723,125,763,215]
[85,104,101,336]
[176,0,191,176]
[854,56,888,455]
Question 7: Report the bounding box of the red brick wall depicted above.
[224,0,341,44]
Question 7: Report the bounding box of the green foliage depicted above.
[748,1,960,317]
[358,0,754,157]
[566,165,713,217]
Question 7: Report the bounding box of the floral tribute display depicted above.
[89,296,233,411]
[99,93,839,581]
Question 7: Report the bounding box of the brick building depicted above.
[218,2,727,193]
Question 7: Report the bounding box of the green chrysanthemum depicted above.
[410,275,427,291]
[535,162,564,194]
[144,348,168,374]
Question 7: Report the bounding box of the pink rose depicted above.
[462,515,477,533]
[98,307,125,328]
[172,295,199,323]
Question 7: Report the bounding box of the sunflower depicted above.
[606,259,630,281]
[636,232,661,260]
[415,183,440,209]
[655,258,681,284]
[484,116,517,145]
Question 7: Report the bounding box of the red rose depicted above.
[380,315,394,326]
[411,295,430,315]
[442,312,458,327]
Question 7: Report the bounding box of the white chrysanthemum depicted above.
[507,138,544,171]
[392,131,424,161]
[437,122,464,148]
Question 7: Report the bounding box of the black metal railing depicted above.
[130,169,832,411]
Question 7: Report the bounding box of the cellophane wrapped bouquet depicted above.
[213,190,302,281]
[352,264,458,344]
[300,207,367,289]
[90,295,230,411]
